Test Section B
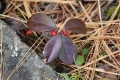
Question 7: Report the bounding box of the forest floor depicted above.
[1,0,120,80]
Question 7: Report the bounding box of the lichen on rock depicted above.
[1,20,60,80]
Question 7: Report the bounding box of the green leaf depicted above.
[58,73,71,80]
[82,48,88,55]
[70,73,79,80]
[75,55,84,65]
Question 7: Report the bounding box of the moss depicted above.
[105,6,120,17]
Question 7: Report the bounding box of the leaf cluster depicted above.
[27,13,87,64]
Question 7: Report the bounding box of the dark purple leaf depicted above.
[64,19,87,34]
[27,13,57,32]
[43,34,62,63]
[0,0,7,13]
[2,18,26,31]
[59,35,77,65]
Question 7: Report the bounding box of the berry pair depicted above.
[51,30,67,36]
[26,30,68,37]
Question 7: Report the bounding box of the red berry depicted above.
[60,30,68,36]
[51,30,57,36]
[26,30,32,36]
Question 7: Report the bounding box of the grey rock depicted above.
[1,20,60,80]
